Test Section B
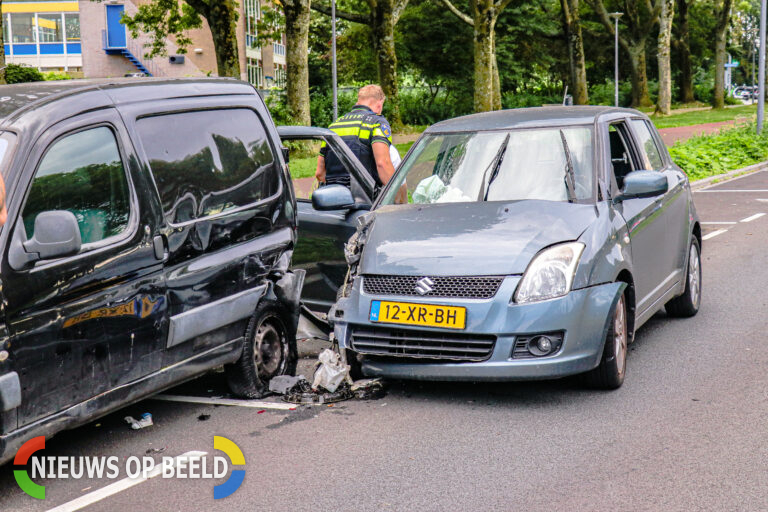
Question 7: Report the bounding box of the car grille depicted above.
[350,325,496,362]
[362,275,504,299]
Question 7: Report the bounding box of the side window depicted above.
[608,123,635,188]
[137,109,278,224]
[22,126,131,245]
[630,119,664,171]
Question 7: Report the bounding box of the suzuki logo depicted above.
[414,277,434,295]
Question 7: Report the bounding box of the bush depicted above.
[501,91,561,108]
[589,79,632,106]
[5,64,44,84]
[669,123,768,181]
[43,71,72,81]
[397,88,471,125]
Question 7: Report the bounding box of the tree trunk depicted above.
[283,0,312,125]
[0,2,5,85]
[492,42,501,109]
[561,0,588,104]
[625,42,652,107]
[199,0,241,78]
[473,13,495,112]
[713,0,732,109]
[676,0,694,103]
[369,0,402,126]
[656,0,674,114]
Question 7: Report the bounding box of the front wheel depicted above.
[584,292,628,390]
[226,300,298,399]
[665,237,701,318]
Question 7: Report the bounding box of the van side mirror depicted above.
[613,170,668,203]
[23,210,82,261]
[312,184,356,211]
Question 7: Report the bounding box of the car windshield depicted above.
[380,126,594,205]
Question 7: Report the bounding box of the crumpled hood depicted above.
[359,200,597,276]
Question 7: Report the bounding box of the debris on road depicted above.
[269,374,307,395]
[282,378,354,404]
[145,447,166,454]
[124,413,153,430]
[197,414,211,421]
[351,378,386,400]
[312,349,351,393]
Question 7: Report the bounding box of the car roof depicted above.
[425,106,644,132]
[0,77,258,124]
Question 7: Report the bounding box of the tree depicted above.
[656,0,674,114]
[674,0,694,103]
[312,0,409,126]
[561,0,589,104]
[439,0,515,112]
[121,0,240,78]
[282,0,312,125]
[713,0,733,108]
[0,4,5,85]
[587,0,661,107]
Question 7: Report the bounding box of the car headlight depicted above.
[514,242,585,304]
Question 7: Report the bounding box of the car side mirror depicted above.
[23,210,82,261]
[614,170,668,203]
[312,184,356,211]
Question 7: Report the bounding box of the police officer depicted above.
[316,84,396,190]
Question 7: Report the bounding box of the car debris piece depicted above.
[197,414,210,421]
[269,374,307,395]
[146,447,166,454]
[312,349,351,393]
[282,378,354,405]
[350,378,386,400]
[124,413,153,430]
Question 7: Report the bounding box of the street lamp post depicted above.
[759,0,766,134]
[609,12,623,108]
[331,0,338,120]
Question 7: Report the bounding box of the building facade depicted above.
[2,0,286,89]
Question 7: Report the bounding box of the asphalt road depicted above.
[3,170,768,511]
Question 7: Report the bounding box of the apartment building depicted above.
[2,0,286,88]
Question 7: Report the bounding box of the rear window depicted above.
[137,109,278,224]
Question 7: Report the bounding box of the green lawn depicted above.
[289,141,417,180]
[650,104,757,129]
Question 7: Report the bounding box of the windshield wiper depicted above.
[560,129,577,203]
[479,133,510,201]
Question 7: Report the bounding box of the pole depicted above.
[759,0,766,133]
[614,16,619,107]
[331,0,338,120]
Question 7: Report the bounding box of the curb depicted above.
[690,160,768,191]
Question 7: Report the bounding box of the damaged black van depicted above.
[0,79,303,464]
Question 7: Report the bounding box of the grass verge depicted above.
[650,104,756,129]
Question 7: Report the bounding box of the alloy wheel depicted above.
[688,244,701,309]
[614,295,627,377]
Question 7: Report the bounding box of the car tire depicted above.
[226,300,298,399]
[584,291,628,390]
[665,237,701,318]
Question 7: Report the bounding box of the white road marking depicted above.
[702,221,737,225]
[740,213,766,223]
[702,229,728,241]
[46,451,207,512]
[151,394,296,410]
[755,199,768,202]
[696,189,768,193]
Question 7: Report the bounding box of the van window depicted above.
[22,126,131,245]
[137,109,278,224]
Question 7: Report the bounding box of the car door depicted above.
[278,126,375,314]
[628,118,690,279]
[606,119,671,316]
[2,110,167,427]
[125,101,294,367]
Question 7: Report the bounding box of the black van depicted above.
[0,78,303,463]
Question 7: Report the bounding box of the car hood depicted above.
[359,200,597,276]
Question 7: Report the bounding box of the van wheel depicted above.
[584,292,627,390]
[226,300,298,399]
[665,237,701,318]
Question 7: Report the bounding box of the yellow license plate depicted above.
[369,300,466,330]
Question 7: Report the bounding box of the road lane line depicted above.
[702,229,728,241]
[151,394,295,410]
[46,451,207,512]
[702,221,737,225]
[696,189,768,193]
[755,199,768,202]
[740,213,766,223]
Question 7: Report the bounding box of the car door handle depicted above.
[152,235,167,261]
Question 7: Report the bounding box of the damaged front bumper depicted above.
[331,278,626,382]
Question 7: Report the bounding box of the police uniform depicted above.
[320,104,392,188]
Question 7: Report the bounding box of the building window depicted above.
[273,42,286,56]
[65,13,80,42]
[274,64,286,88]
[36,14,63,43]
[245,0,259,49]
[247,57,263,88]
[10,13,35,43]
